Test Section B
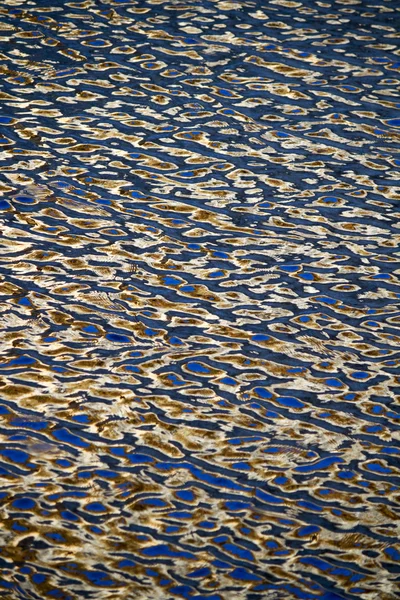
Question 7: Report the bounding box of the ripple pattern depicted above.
[0,0,399,599]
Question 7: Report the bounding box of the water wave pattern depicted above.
[0,0,399,598]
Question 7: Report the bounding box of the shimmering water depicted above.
[0,0,399,599]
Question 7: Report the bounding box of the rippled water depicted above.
[0,0,399,599]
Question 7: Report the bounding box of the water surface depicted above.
[0,1,399,599]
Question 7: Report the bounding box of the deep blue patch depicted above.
[276,396,305,409]
[52,428,89,448]
[0,449,30,463]
[106,333,131,343]
[230,567,261,581]
[85,502,107,512]
[187,362,209,373]
[252,334,270,341]
[12,497,36,510]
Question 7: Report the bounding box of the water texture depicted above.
[0,0,399,598]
